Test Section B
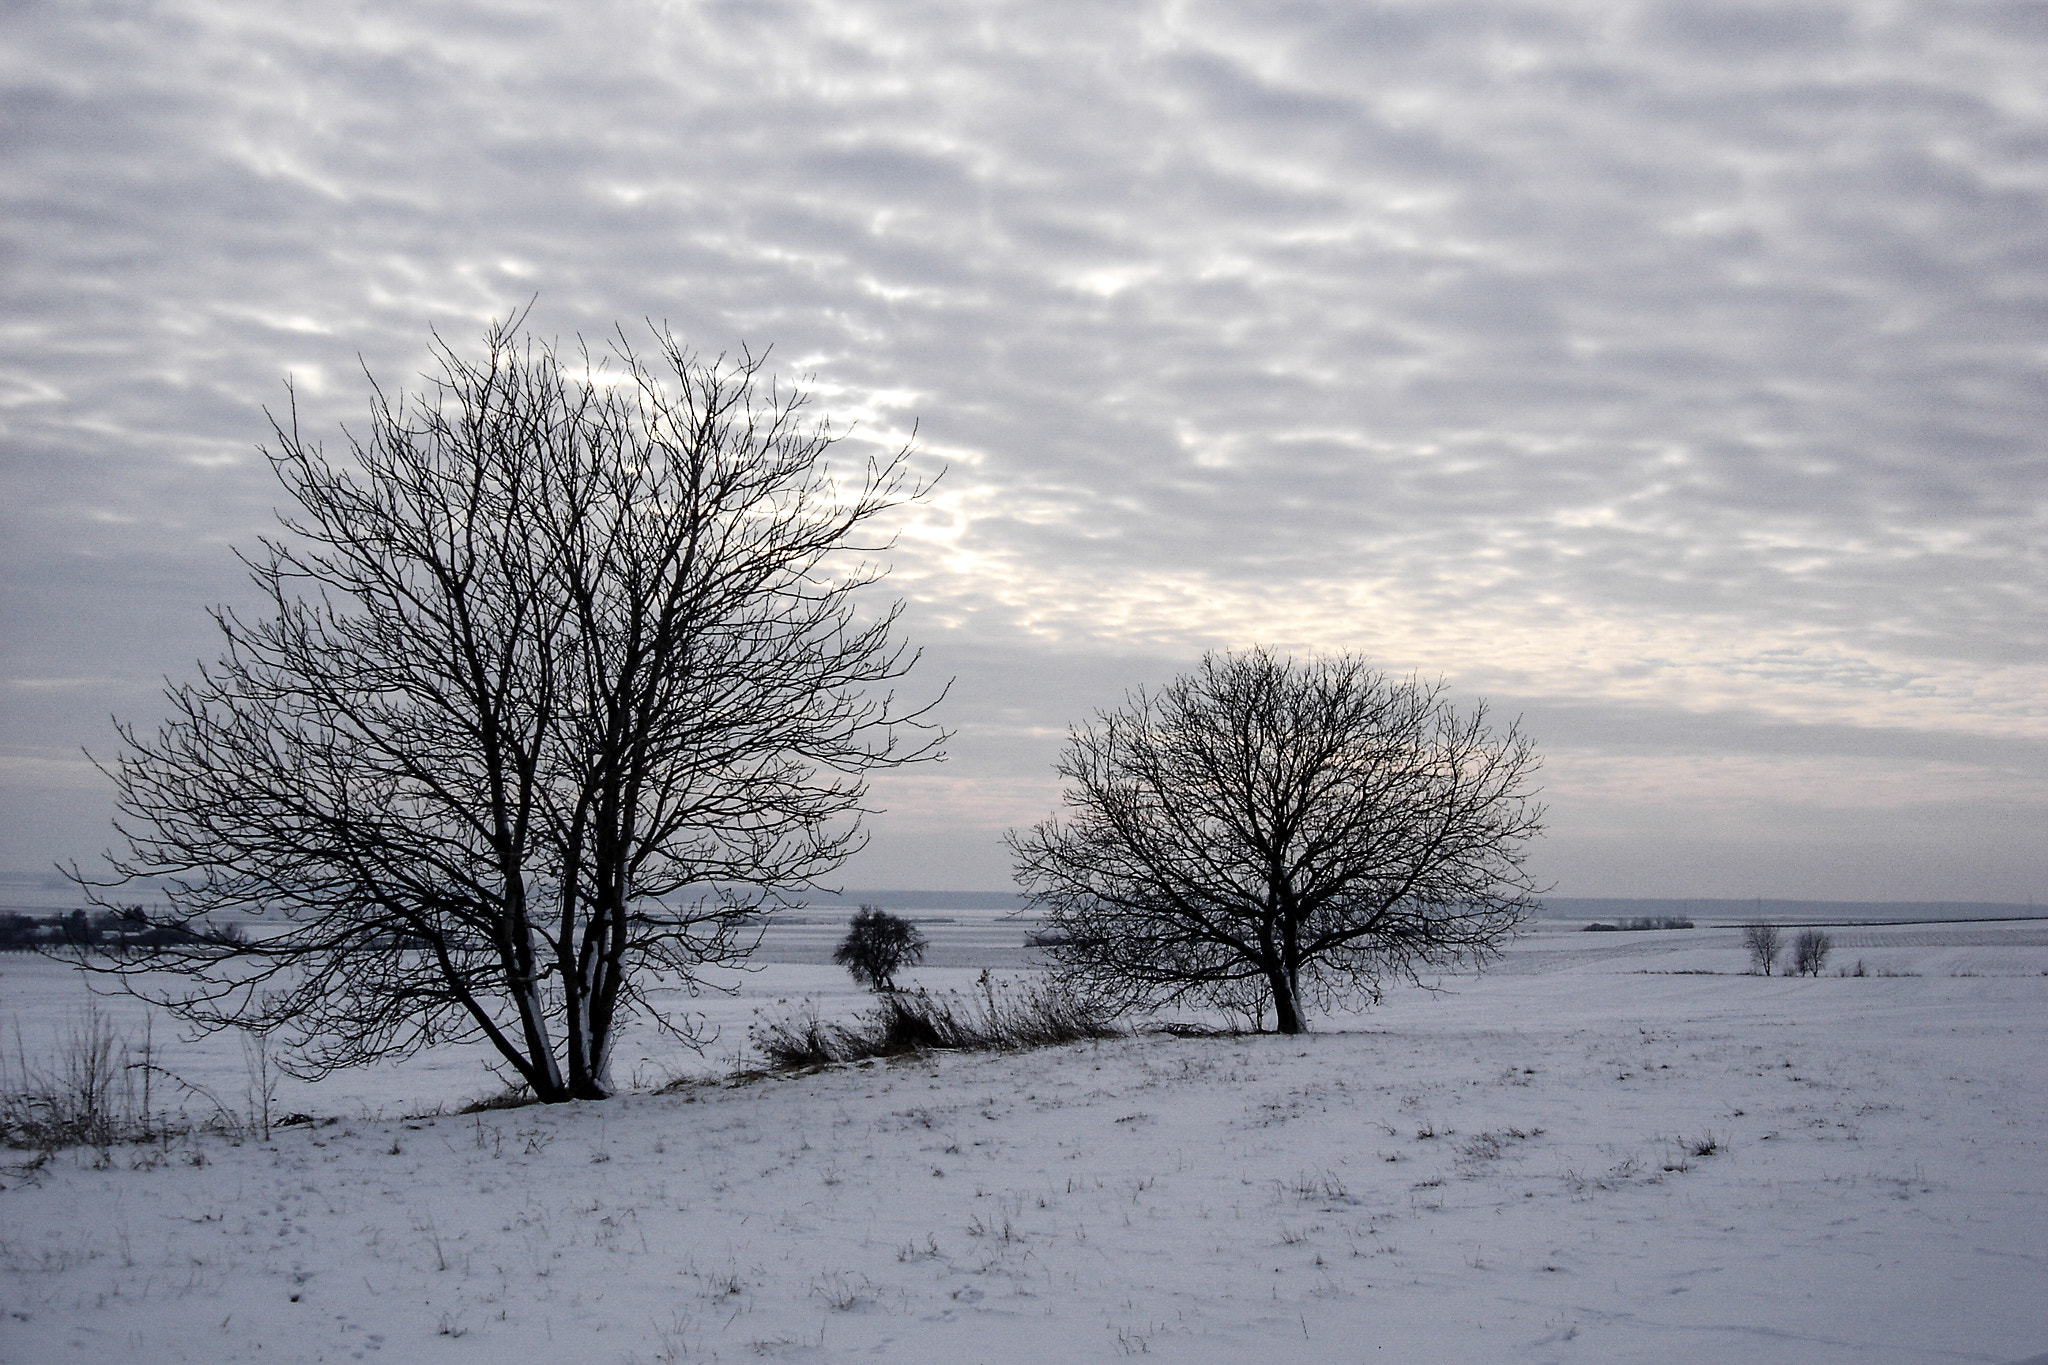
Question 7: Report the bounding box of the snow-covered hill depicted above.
[3,923,2045,1363]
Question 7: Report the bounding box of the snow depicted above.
[3,920,2046,1364]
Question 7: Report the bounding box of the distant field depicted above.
[1824,926,2048,949]
[1537,896,2047,924]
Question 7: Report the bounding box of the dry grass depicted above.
[753,973,1121,1067]
[2,1006,284,1152]
[1,1007,157,1150]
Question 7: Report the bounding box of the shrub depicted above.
[1792,930,1833,977]
[886,974,1122,1051]
[754,972,1121,1067]
[833,906,928,993]
[1743,921,1783,975]
[750,1008,868,1067]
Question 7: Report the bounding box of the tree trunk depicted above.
[1267,963,1304,1034]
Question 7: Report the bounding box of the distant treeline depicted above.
[1582,916,1695,932]
[0,909,239,952]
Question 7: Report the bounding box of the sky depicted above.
[2,0,2044,901]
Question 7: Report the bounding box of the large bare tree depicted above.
[1009,650,1542,1034]
[72,317,943,1100]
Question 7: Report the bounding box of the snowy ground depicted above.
[3,920,2046,1364]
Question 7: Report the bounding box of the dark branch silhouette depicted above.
[70,316,946,1100]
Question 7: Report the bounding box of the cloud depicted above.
[2,0,2043,894]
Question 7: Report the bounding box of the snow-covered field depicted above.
[3,920,2046,1364]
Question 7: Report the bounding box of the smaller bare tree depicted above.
[1010,650,1543,1033]
[1792,930,1833,977]
[1743,921,1783,976]
[833,906,927,992]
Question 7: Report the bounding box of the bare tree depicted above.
[70,317,944,1101]
[1008,650,1544,1034]
[832,905,927,992]
[1743,921,1783,976]
[1792,929,1833,977]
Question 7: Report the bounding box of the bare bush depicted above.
[749,1008,869,1068]
[753,973,1121,1067]
[1792,930,1833,977]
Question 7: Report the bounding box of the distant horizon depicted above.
[8,871,2039,912]
[6,867,2038,913]
[811,889,2046,909]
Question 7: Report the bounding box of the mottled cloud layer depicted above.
[4,0,2044,897]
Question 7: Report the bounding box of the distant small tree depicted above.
[1792,929,1832,977]
[834,906,927,992]
[1743,921,1783,976]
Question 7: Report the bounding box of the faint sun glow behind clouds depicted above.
[2,0,2044,900]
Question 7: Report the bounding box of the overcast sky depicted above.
[3,0,2044,901]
